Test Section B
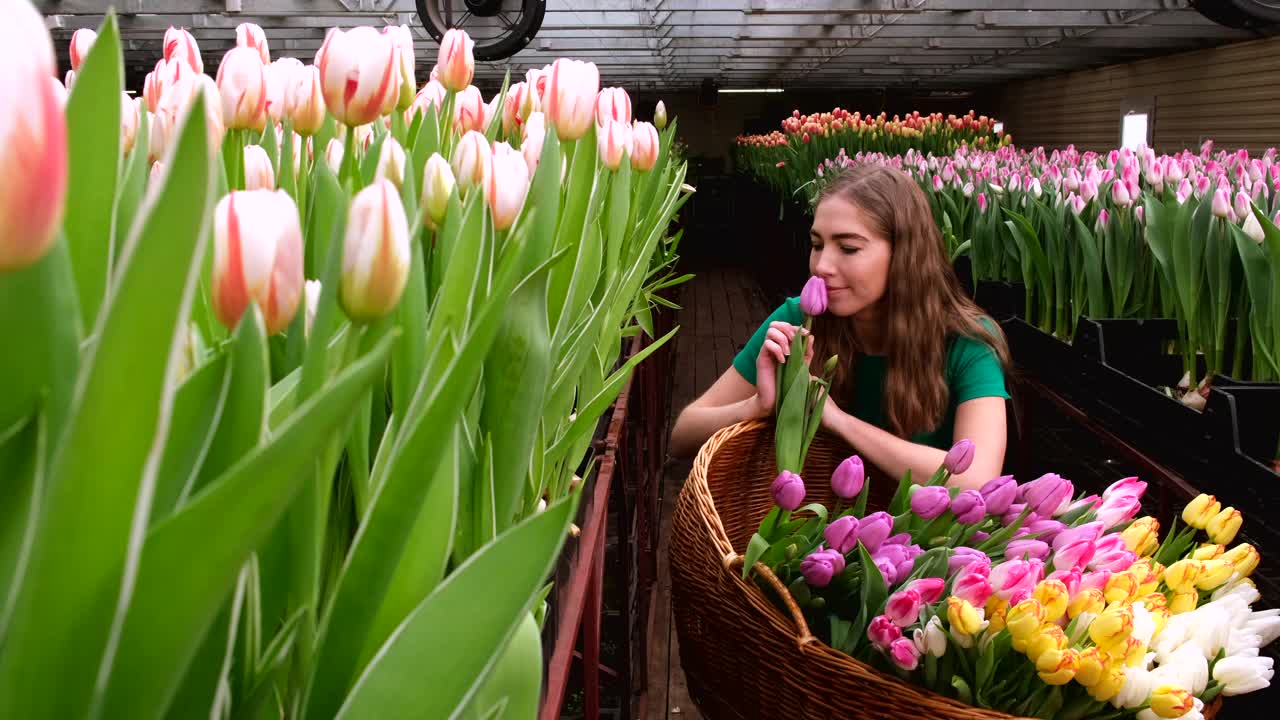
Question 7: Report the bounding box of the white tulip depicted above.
[912,615,947,658]
[1213,654,1274,696]
[1111,665,1153,709]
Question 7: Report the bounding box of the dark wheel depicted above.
[417,0,547,61]
[1190,0,1280,29]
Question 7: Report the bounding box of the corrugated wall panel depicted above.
[997,36,1280,155]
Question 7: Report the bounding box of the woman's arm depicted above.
[820,396,1007,491]
[668,368,767,459]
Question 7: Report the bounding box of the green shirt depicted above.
[732,297,1010,450]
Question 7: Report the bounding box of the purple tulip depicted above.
[1052,539,1097,573]
[1023,473,1074,517]
[1025,518,1066,544]
[823,515,859,555]
[905,577,946,604]
[979,475,1018,515]
[948,547,989,576]
[1002,502,1031,527]
[884,532,912,547]
[953,571,994,607]
[771,470,805,511]
[951,489,987,524]
[910,485,951,520]
[868,615,902,649]
[1051,521,1104,552]
[831,455,865,499]
[971,531,990,543]
[857,511,893,553]
[1005,538,1050,561]
[800,547,846,588]
[799,275,828,316]
[943,439,976,475]
[875,543,909,569]
[886,589,924,627]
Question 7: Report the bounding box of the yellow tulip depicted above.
[1148,605,1171,637]
[1192,543,1225,560]
[1121,516,1160,556]
[1087,664,1128,702]
[1181,494,1221,529]
[1139,592,1168,612]
[1036,647,1080,685]
[1195,558,1235,590]
[1006,599,1047,643]
[1149,684,1195,719]
[1128,560,1161,596]
[1206,506,1242,545]
[1162,559,1202,593]
[946,597,984,636]
[1088,604,1134,652]
[1026,624,1069,662]
[986,600,1008,633]
[1120,635,1147,667]
[1104,571,1140,605]
[1075,647,1110,687]
[1223,543,1260,577]
[1170,589,1199,614]
[1068,588,1106,619]
[1034,580,1070,622]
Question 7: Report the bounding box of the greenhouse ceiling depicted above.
[38,0,1270,91]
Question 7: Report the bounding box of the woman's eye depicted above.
[809,243,822,252]
[841,246,859,255]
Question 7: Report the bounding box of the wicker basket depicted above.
[669,419,1219,720]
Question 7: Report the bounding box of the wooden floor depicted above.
[643,266,775,720]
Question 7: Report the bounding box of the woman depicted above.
[669,164,1011,490]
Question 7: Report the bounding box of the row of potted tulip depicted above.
[0,5,689,718]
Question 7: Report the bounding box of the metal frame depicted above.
[37,1,1271,91]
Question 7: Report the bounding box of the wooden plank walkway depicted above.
[643,267,775,720]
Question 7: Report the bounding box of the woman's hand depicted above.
[753,321,814,416]
[819,392,849,434]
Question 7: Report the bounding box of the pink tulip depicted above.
[522,112,547,174]
[163,26,203,74]
[1047,568,1082,597]
[799,274,828,316]
[235,22,270,64]
[243,145,275,191]
[545,58,600,141]
[868,615,902,649]
[886,589,924,627]
[1234,191,1253,223]
[630,121,660,172]
[1081,179,1099,203]
[905,577,946,604]
[831,455,865,499]
[453,85,487,134]
[1005,539,1050,561]
[944,439,975,475]
[1167,159,1185,184]
[800,547,845,587]
[436,28,475,92]
[316,26,397,128]
[595,87,632,127]
[216,47,268,132]
[451,130,492,193]
[1212,187,1231,217]
[1064,167,1081,192]
[857,512,893,553]
[771,470,805,511]
[212,190,304,335]
[990,558,1040,601]
[410,79,447,121]
[69,28,97,72]
[484,142,531,231]
[152,74,227,161]
[1051,539,1096,572]
[1095,494,1141,529]
[341,180,411,323]
[977,192,988,213]
[597,118,632,171]
[120,92,139,156]
[146,57,196,114]
[954,571,994,607]
[890,637,921,671]
[1111,180,1132,207]
[823,515,860,554]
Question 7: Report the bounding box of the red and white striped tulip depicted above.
[503,81,530,134]
[383,24,416,111]
[243,144,276,191]
[597,119,631,171]
[523,67,548,116]
[316,26,398,128]
[70,28,97,72]
[263,57,303,124]
[341,179,412,322]
[0,0,68,271]
[376,137,407,189]
[453,85,486,134]
[146,57,196,114]
[410,79,447,122]
[64,70,76,93]
[324,138,344,174]
[216,47,269,132]
[595,87,632,127]
[152,74,226,161]
[235,22,270,64]
[212,190,305,335]
[522,111,546,175]
[121,91,139,156]
[149,161,165,187]
[163,26,203,74]
[630,121,660,172]
[485,142,531,231]
[545,58,600,141]
[451,130,491,192]
[436,28,475,92]
[287,65,326,136]
[421,153,455,229]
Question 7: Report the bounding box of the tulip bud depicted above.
[1036,648,1079,686]
[216,47,268,132]
[1181,493,1221,529]
[1033,579,1070,621]
[1075,647,1110,687]
[119,91,140,156]
[340,180,411,323]
[436,28,475,92]
[823,515,859,555]
[324,139,344,174]
[770,470,805,510]
[1213,654,1274,695]
[830,455,864,499]
[888,636,920,671]
[453,85,487,135]
[484,142,531,232]
[943,438,975,474]
[283,65,325,136]
[885,589,924,628]
[444,129,490,192]
[262,57,300,124]
[909,485,950,520]
[630,121,660,173]
[421,153,455,230]
[212,190,304,335]
[316,27,397,128]
[235,22,270,64]
[243,144,276,191]
[800,546,844,588]
[70,28,98,72]
[152,74,227,162]
[1243,212,1265,243]
[1121,516,1160,556]
[1148,684,1194,718]
[945,596,984,636]
[799,275,828,316]
[654,99,668,130]
[375,137,407,189]
[1222,543,1259,576]
[596,118,631,171]
[545,58,599,141]
[381,24,415,112]
[1068,588,1105,619]
[1006,599,1046,644]
[164,26,203,74]
[1212,187,1231,218]
[595,87,632,127]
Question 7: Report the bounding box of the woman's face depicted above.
[809,196,892,318]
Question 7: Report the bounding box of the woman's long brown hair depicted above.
[809,164,1011,439]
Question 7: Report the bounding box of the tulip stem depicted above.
[340,125,357,187]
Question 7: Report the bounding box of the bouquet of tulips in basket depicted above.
[2,4,690,718]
